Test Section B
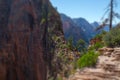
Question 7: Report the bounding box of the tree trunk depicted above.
[109,0,113,30]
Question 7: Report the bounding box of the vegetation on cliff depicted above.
[103,24,120,47]
[0,0,120,80]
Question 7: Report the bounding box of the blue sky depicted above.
[50,0,120,23]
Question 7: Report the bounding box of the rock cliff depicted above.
[0,0,62,80]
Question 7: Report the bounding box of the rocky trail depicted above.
[67,47,120,80]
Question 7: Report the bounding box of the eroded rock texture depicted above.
[0,0,62,80]
[68,47,120,80]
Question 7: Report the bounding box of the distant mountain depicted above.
[103,25,109,31]
[91,21,99,29]
[91,21,102,34]
[73,18,96,40]
[60,13,103,44]
[60,14,88,44]
[91,22,109,31]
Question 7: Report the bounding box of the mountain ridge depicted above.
[60,13,88,44]
[60,13,101,44]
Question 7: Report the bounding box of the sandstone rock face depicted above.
[0,0,62,80]
[68,47,120,80]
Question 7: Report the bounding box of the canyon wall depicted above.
[0,0,62,80]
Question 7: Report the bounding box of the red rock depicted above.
[0,0,62,80]
[90,38,102,45]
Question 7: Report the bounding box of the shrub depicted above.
[66,37,87,52]
[75,39,86,52]
[89,30,106,50]
[77,50,99,68]
[56,76,63,80]
[94,30,107,39]
[103,27,120,47]
[94,42,104,50]
[89,42,104,51]
[66,37,74,50]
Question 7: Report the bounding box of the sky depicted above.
[50,0,120,23]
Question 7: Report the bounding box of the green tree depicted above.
[66,37,74,50]
[76,39,86,52]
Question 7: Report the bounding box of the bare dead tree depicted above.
[109,0,114,30]
[96,0,120,31]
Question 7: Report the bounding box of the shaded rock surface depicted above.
[60,14,103,45]
[0,0,62,80]
[60,14,88,44]
[67,47,120,80]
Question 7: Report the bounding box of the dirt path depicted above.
[67,47,120,80]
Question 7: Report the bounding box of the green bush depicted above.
[95,30,107,39]
[66,37,74,50]
[103,27,120,47]
[75,39,86,52]
[66,37,86,52]
[77,50,99,68]
[89,42,104,51]
[94,42,104,49]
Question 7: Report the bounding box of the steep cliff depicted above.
[0,0,62,80]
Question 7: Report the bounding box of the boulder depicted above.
[98,47,107,55]
[98,47,114,55]
[106,48,114,52]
